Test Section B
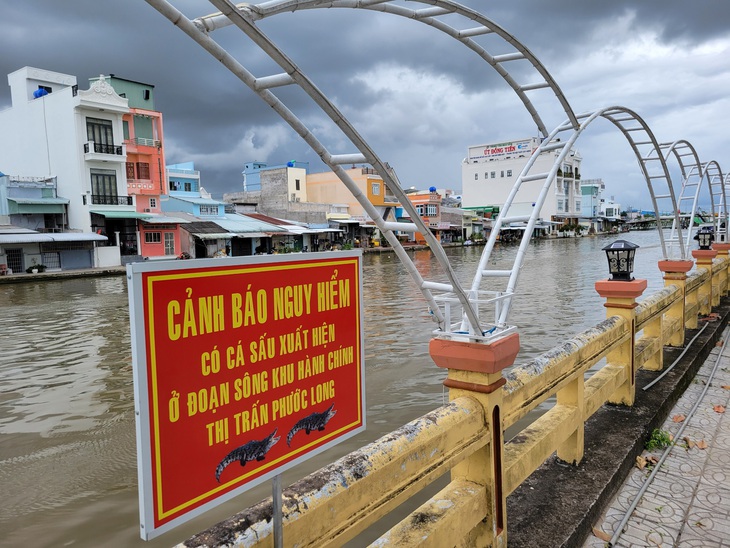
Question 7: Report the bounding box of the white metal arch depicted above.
[721,172,730,243]
[145,0,582,342]
[655,140,703,257]
[145,0,713,343]
[192,0,579,137]
[649,141,727,257]
[472,106,684,328]
[700,160,727,243]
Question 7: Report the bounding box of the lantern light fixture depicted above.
[602,240,639,281]
[696,227,714,250]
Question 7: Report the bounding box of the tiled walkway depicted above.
[585,328,730,547]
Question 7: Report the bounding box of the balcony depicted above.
[125,137,161,148]
[84,141,125,162]
[91,195,133,206]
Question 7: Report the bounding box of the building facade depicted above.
[461,137,583,231]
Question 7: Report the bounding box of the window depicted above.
[491,172,496,178]
[136,162,150,180]
[91,169,117,202]
[86,117,114,145]
[416,205,425,216]
[126,162,135,179]
[427,204,438,216]
[184,182,192,192]
[474,173,478,180]
[575,201,581,211]
[485,173,488,179]
[164,233,175,255]
[506,170,512,177]
[372,183,380,196]
[295,179,300,191]
[500,171,504,177]
[557,199,564,212]
[149,198,157,209]
[199,205,217,215]
[145,232,162,243]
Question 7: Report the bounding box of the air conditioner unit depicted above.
[144,208,151,212]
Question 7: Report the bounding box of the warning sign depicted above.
[127,251,365,539]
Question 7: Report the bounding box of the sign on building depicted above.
[466,138,538,163]
[127,252,365,540]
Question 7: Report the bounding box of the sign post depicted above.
[127,252,365,540]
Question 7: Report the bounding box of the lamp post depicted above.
[696,227,714,250]
[602,240,639,281]
[595,239,647,405]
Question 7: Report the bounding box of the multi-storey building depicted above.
[0,67,185,268]
[94,74,187,260]
[224,162,355,245]
[0,67,133,268]
[581,178,622,233]
[461,137,583,231]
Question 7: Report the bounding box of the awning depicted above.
[8,197,70,214]
[0,232,108,244]
[192,232,271,240]
[191,233,232,240]
[142,215,191,224]
[91,210,153,220]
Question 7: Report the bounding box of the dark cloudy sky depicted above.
[2,1,728,209]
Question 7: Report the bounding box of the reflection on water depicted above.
[0,232,667,546]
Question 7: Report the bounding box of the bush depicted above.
[645,428,672,451]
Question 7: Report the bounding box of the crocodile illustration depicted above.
[286,404,337,447]
[215,429,280,483]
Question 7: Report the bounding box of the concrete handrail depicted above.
[180,256,730,546]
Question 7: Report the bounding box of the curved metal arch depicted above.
[145,0,583,342]
[651,139,704,257]
[698,160,727,246]
[471,106,684,327]
[194,0,579,137]
[148,0,487,336]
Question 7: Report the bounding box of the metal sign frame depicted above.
[127,251,365,540]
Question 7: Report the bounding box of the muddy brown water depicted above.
[0,233,667,547]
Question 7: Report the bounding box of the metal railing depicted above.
[125,137,161,147]
[178,256,724,547]
[90,195,133,206]
[83,142,123,155]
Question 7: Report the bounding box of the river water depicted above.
[0,231,669,547]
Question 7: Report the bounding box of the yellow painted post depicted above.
[692,249,717,315]
[595,278,647,406]
[658,260,693,347]
[556,373,584,464]
[713,243,730,297]
[429,333,520,548]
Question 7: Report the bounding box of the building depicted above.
[461,137,583,234]
[224,162,355,245]
[0,173,106,273]
[94,74,188,261]
[0,67,130,269]
[0,67,185,269]
[396,187,466,244]
[580,178,622,233]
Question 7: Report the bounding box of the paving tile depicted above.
[582,327,730,548]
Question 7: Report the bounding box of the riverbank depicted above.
[0,243,444,284]
[507,299,730,547]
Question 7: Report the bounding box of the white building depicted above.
[581,178,622,233]
[0,67,140,268]
[0,68,134,234]
[461,137,583,226]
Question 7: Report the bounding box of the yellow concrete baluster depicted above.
[595,279,647,406]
